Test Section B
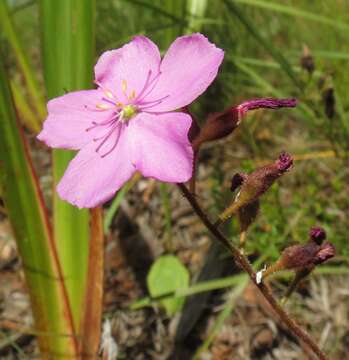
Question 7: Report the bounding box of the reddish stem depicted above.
[177,183,329,360]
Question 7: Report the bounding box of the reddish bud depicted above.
[230,172,246,192]
[300,45,315,75]
[217,152,293,224]
[192,98,297,152]
[276,152,293,173]
[236,98,297,118]
[264,227,335,279]
[191,108,239,151]
[314,242,335,265]
[182,107,201,143]
[322,87,335,119]
[237,199,260,233]
[309,226,326,245]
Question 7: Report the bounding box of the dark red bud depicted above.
[309,226,326,245]
[323,87,335,119]
[192,98,297,152]
[276,152,293,173]
[300,45,315,74]
[191,108,239,151]
[237,200,260,233]
[313,242,335,265]
[182,107,201,143]
[230,173,246,192]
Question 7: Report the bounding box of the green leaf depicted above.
[0,0,46,121]
[0,52,78,357]
[224,0,301,89]
[234,0,349,32]
[147,255,190,315]
[39,0,95,334]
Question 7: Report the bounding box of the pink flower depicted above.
[38,34,224,208]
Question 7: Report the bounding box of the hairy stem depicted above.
[177,183,328,360]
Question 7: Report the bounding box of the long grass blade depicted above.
[224,0,301,89]
[39,0,95,334]
[0,53,77,358]
[234,0,349,32]
[0,0,46,121]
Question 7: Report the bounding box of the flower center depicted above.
[121,104,137,121]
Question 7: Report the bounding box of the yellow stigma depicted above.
[122,104,137,120]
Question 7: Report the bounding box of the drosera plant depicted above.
[37,31,333,359]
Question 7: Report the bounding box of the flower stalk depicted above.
[178,183,329,360]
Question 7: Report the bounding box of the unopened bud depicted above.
[300,44,315,75]
[237,199,260,233]
[191,108,239,151]
[192,98,297,152]
[323,87,335,119]
[264,227,335,279]
[217,152,293,225]
[183,107,201,143]
[313,242,335,265]
[309,226,326,245]
[230,172,246,192]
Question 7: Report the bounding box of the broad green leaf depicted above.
[147,255,190,316]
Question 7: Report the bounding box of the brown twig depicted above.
[177,183,329,360]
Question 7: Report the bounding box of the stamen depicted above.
[136,70,162,102]
[135,70,152,101]
[104,89,114,100]
[94,81,119,101]
[122,80,128,95]
[96,103,112,110]
[129,90,136,100]
[95,122,119,153]
[85,112,120,132]
[138,95,170,110]
[100,124,122,158]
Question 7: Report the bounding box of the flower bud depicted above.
[237,199,260,233]
[322,87,335,119]
[192,98,297,152]
[300,44,315,75]
[230,172,246,192]
[263,226,335,279]
[216,152,293,225]
[309,226,326,245]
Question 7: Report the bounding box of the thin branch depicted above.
[177,183,329,360]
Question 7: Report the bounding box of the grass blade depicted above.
[0,0,46,121]
[10,80,41,133]
[234,0,349,32]
[0,53,77,358]
[39,0,95,333]
[224,0,301,89]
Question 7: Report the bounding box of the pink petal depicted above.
[37,90,114,150]
[129,112,193,182]
[143,33,224,112]
[94,36,161,103]
[57,125,135,208]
